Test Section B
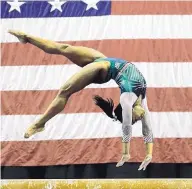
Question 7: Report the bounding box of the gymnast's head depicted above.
[93,94,145,125]
[132,96,145,124]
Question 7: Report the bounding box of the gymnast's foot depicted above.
[24,123,45,138]
[8,30,28,44]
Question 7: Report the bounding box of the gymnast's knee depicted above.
[58,44,72,53]
[46,43,71,54]
[57,84,73,99]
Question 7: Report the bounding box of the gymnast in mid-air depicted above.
[9,30,153,171]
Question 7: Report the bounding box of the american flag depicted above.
[1,0,192,166]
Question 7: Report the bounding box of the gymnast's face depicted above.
[132,106,145,124]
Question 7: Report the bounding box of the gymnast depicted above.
[93,94,153,170]
[9,30,153,170]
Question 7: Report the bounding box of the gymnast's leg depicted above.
[8,30,107,67]
[24,62,108,138]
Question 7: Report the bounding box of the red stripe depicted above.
[112,1,192,15]
[2,88,192,115]
[2,39,192,66]
[1,138,192,166]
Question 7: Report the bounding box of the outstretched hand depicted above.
[138,154,152,171]
[116,154,131,167]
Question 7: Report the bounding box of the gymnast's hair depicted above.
[93,95,144,124]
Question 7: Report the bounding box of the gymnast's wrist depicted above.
[122,142,130,155]
[145,142,153,156]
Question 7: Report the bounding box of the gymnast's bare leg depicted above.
[28,61,109,138]
[8,30,107,67]
[8,30,109,138]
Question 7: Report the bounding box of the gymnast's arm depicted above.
[141,98,153,158]
[116,94,133,167]
[118,93,136,160]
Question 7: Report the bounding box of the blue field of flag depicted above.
[1,0,111,19]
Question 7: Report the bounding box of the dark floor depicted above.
[2,163,192,179]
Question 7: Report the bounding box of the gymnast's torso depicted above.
[95,58,147,98]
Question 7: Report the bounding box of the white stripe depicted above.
[2,15,192,43]
[1,63,192,91]
[1,112,192,142]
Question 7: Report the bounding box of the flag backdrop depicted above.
[1,0,192,167]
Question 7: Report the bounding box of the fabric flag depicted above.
[1,0,192,166]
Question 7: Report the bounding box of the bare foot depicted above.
[24,124,45,138]
[8,30,28,44]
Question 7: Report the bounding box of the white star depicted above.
[48,0,67,12]
[7,0,25,13]
[82,0,100,11]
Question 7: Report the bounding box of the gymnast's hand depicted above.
[116,154,131,167]
[138,154,152,171]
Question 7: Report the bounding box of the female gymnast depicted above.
[9,30,153,170]
[94,95,153,170]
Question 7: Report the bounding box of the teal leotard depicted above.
[95,58,146,98]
